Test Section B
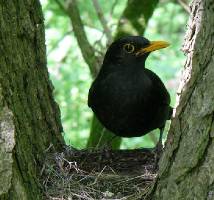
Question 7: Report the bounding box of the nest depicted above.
[42,147,157,200]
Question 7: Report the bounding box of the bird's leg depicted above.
[156,126,164,153]
[97,130,118,169]
[97,133,118,151]
[153,126,165,169]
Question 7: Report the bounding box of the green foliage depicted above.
[41,0,188,149]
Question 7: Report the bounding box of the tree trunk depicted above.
[0,1,64,199]
[151,0,214,199]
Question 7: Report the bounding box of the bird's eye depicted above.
[123,43,135,53]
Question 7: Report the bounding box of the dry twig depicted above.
[43,148,157,199]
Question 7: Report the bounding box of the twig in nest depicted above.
[43,148,157,199]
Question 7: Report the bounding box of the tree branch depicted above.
[55,0,67,13]
[110,0,119,16]
[92,0,113,44]
[65,0,100,77]
[177,0,190,13]
[114,0,159,40]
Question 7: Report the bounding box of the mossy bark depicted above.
[0,1,64,199]
[151,0,214,199]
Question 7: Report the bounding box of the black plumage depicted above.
[88,36,172,148]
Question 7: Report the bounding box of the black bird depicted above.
[88,36,172,150]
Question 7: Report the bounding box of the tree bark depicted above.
[0,1,64,199]
[151,0,214,199]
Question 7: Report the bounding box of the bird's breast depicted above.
[88,69,170,136]
[92,71,152,111]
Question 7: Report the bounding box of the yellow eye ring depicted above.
[123,43,135,53]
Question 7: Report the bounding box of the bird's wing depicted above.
[88,83,95,108]
[144,68,170,106]
[88,79,106,108]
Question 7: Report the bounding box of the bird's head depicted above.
[103,36,170,67]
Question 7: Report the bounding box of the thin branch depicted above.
[92,0,113,44]
[54,0,103,32]
[114,0,159,40]
[65,0,100,77]
[93,32,106,55]
[177,0,190,13]
[110,0,119,16]
[55,0,68,14]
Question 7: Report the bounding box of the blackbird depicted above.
[88,36,173,150]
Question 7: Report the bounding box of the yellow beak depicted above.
[136,41,170,56]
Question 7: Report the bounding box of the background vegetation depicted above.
[41,0,189,149]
